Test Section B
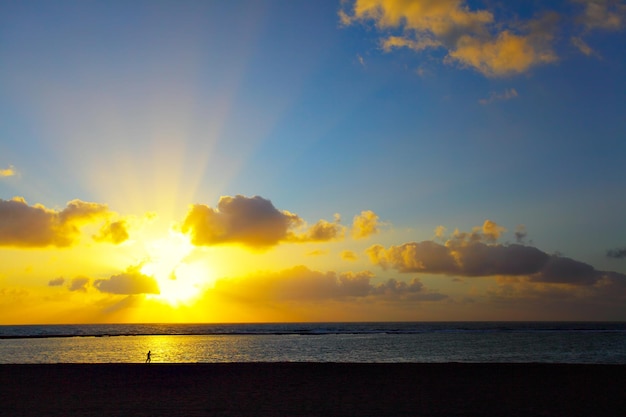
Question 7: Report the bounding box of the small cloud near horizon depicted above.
[607,247,626,259]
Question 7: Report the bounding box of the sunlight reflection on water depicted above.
[1,331,625,363]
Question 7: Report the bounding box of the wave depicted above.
[1,322,625,339]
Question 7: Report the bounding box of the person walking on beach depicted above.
[146,350,151,363]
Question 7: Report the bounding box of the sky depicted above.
[1,0,625,324]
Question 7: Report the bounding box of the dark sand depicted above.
[1,363,625,416]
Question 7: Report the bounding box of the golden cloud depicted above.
[181,195,303,248]
[341,250,358,261]
[93,220,130,245]
[289,214,346,243]
[0,165,16,177]
[182,195,377,248]
[94,265,159,295]
[0,197,116,247]
[342,0,559,76]
[352,210,381,239]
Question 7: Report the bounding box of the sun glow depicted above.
[140,231,210,306]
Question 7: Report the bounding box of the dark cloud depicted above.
[529,256,598,285]
[371,278,448,301]
[181,195,302,248]
[48,277,65,286]
[0,197,113,247]
[367,220,622,288]
[94,266,159,295]
[368,241,458,274]
[68,276,90,292]
[607,247,626,259]
[514,225,528,243]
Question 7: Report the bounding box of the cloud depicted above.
[0,165,16,177]
[575,0,626,31]
[341,0,558,77]
[367,220,625,288]
[68,276,90,292]
[570,1,626,57]
[48,276,91,292]
[211,265,446,303]
[93,220,130,244]
[0,197,114,247]
[479,88,518,105]
[352,210,381,239]
[48,277,65,286]
[571,36,594,55]
[514,225,528,243]
[94,265,159,295]
[181,196,378,247]
[370,278,448,301]
[290,214,346,243]
[181,195,302,248]
[341,250,358,261]
[434,225,447,240]
[607,247,626,259]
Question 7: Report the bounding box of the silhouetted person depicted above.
[146,350,151,363]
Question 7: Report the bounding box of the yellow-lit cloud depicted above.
[181,195,377,248]
[290,214,346,243]
[181,195,302,248]
[341,0,558,77]
[0,197,120,247]
[94,265,159,295]
[341,250,358,261]
[0,165,16,177]
[210,265,446,303]
[93,220,130,245]
[352,210,381,239]
[68,276,90,292]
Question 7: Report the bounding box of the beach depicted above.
[1,363,624,416]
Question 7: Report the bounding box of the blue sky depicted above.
[1,1,625,322]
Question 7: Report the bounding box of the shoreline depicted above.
[1,363,625,416]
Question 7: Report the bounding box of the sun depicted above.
[140,231,212,306]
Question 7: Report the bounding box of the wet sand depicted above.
[1,363,624,416]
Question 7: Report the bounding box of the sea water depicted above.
[0,322,625,364]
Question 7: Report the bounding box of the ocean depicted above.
[1,322,625,364]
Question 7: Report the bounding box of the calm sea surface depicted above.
[1,322,625,364]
